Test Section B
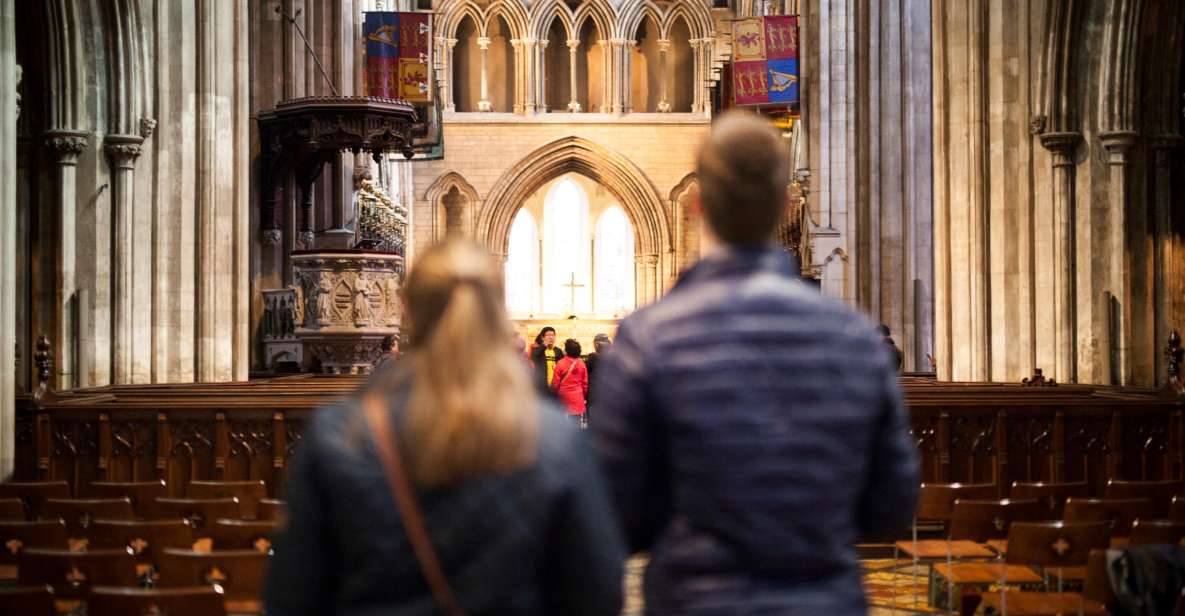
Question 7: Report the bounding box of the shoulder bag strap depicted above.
[362,395,468,616]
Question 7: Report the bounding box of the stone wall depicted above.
[932,0,1185,385]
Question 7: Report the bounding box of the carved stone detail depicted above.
[44,130,89,165]
[260,229,282,246]
[290,252,403,374]
[1022,368,1058,387]
[139,118,157,140]
[103,134,144,169]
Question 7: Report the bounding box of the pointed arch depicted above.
[574,0,615,40]
[478,137,670,305]
[619,1,665,45]
[425,172,480,241]
[529,0,575,42]
[661,1,713,40]
[440,0,488,38]
[484,0,529,40]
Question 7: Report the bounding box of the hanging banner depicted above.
[731,15,798,108]
[364,11,433,103]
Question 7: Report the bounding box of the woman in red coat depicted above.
[551,338,588,419]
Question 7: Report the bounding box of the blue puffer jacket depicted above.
[265,381,625,616]
[591,246,919,615]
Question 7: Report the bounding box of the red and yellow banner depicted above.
[364,11,432,103]
[731,15,798,107]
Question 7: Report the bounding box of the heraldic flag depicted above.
[731,15,798,107]
[364,11,432,103]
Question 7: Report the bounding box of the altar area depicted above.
[514,318,621,351]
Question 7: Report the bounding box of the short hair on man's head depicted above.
[564,338,582,358]
[696,111,791,246]
[381,335,397,352]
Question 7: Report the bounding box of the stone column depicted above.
[656,39,671,113]
[510,39,523,114]
[476,36,492,112]
[1039,131,1081,383]
[536,39,549,112]
[444,38,457,112]
[45,131,88,390]
[598,39,612,113]
[1099,130,1138,384]
[299,182,315,248]
[1150,134,1181,382]
[689,39,702,113]
[104,135,143,385]
[699,38,715,113]
[566,39,582,112]
[0,0,17,478]
[645,254,659,304]
[521,38,537,113]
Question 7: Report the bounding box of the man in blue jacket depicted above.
[591,111,919,615]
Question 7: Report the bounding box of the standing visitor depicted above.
[266,240,625,616]
[584,333,612,420]
[372,334,399,374]
[880,324,904,372]
[591,112,919,615]
[551,339,589,422]
[530,326,562,389]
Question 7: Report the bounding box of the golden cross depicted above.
[1052,536,1071,556]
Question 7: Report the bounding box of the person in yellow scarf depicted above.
[529,326,562,389]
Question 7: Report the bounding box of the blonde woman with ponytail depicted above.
[265,241,626,616]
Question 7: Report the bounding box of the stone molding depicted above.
[44,130,89,165]
[1098,130,1139,162]
[1038,131,1082,167]
[103,134,144,169]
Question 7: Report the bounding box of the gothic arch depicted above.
[484,0,529,40]
[478,137,671,301]
[573,0,615,40]
[621,2,665,42]
[661,2,713,40]
[530,1,576,42]
[425,171,480,240]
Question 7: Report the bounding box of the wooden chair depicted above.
[88,519,197,583]
[0,481,70,521]
[1010,481,1090,519]
[39,497,136,540]
[0,521,70,583]
[157,548,268,614]
[1105,479,1180,518]
[0,498,27,521]
[186,481,267,520]
[1128,519,1185,547]
[88,585,228,616]
[88,480,168,518]
[257,498,286,523]
[1064,497,1154,537]
[0,585,56,616]
[893,483,998,610]
[932,499,1047,612]
[17,547,139,600]
[210,519,278,553]
[152,497,240,536]
[977,521,1111,616]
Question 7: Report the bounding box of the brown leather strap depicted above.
[362,395,467,616]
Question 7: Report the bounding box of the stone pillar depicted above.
[45,131,88,389]
[1039,132,1081,383]
[598,39,612,113]
[566,39,582,112]
[1099,130,1138,384]
[699,38,715,113]
[536,39,549,112]
[0,0,16,478]
[656,39,672,113]
[299,182,315,248]
[689,39,703,113]
[1150,134,1181,383]
[510,39,523,114]
[476,36,492,112]
[444,38,457,112]
[104,134,143,385]
[521,38,537,113]
[645,254,659,304]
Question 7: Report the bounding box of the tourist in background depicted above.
[530,326,562,389]
[266,240,625,616]
[372,334,399,374]
[584,333,611,421]
[880,324,904,372]
[551,338,589,423]
[591,112,918,615]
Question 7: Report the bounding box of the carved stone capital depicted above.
[657,39,672,52]
[103,134,144,170]
[1028,114,1047,135]
[44,130,89,165]
[567,39,581,51]
[140,118,157,140]
[261,229,283,246]
[1038,131,1081,167]
[476,36,491,50]
[1099,130,1139,164]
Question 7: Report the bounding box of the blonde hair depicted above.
[395,240,538,487]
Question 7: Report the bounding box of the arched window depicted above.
[594,206,635,316]
[452,15,479,111]
[542,178,590,314]
[505,209,539,316]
